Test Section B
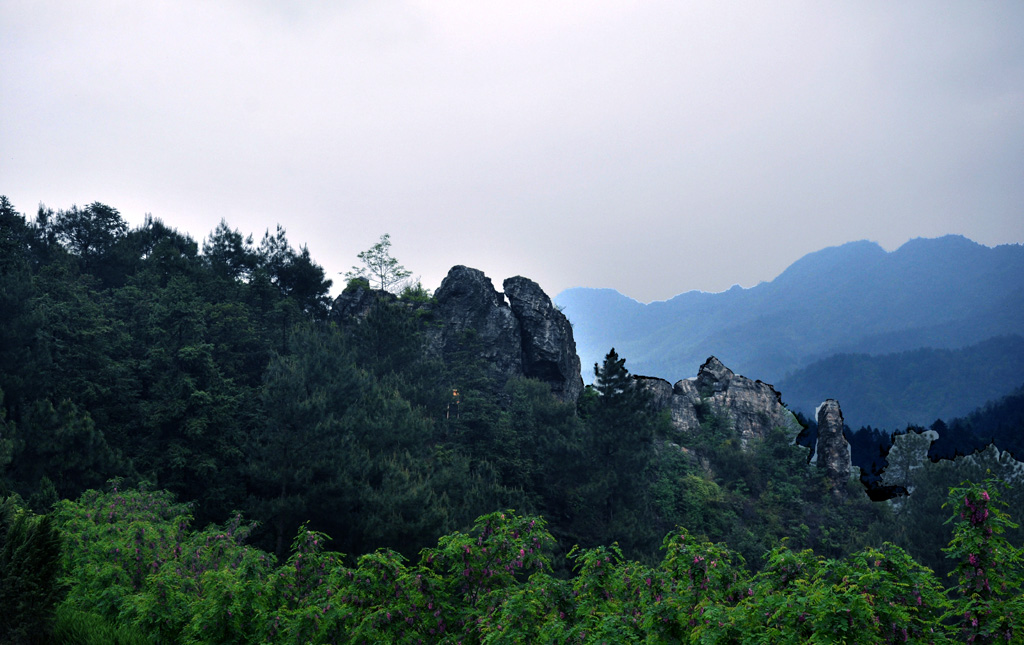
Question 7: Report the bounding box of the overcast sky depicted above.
[3,1,1022,302]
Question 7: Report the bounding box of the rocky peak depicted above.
[435,266,512,319]
[815,399,852,495]
[429,266,583,403]
[643,356,801,447]
[331,266,583,403]
[695,356,733,394]
[503,276,584,403]
[429,266,523,386]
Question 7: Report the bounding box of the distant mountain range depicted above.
[554,235,1024,430]
[776,336,1024,430]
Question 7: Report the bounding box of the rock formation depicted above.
[815,399,853,494]
[331,266,584,403]
[331,282,397,321]
[427,267,583,402]
[641,357,801,447]
[879,428,938,493]
[503,276,584,403]
[426,266,524,387]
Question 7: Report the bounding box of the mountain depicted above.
[775,336,1024,431]
[555,236,1024,427]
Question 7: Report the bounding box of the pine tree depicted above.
[574,349,666,557]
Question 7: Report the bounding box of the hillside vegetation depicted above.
[1,197,1022,642]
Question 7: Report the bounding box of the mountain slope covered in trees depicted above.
[1,196,885,564]
[2,197,1023,642]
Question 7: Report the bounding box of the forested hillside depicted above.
[1,197,1022,642]
[0,197,879,562]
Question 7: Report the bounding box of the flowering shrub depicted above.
[943,480,1024,643]
[48,482,1023,643]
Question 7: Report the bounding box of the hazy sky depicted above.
[3,1,1022,302]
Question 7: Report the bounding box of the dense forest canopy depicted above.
[1,197,1022,642]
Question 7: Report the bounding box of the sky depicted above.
[2,1,1022,303]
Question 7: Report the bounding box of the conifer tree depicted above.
[575,348,666,556]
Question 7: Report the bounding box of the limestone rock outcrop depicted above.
[642,357,801,446]
[880,428,939,493]
[503,276,584,403]
[426,266,524,385]
[331,283,396,321]
[815,399,853,493]
[428,267,583,402]
[332,266,583,403]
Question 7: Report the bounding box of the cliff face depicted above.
[503,276,584,403]
[642,357,801,446]
[815,399,853,495]
[427,265,524,386]
[428,267,583,402]
[333,266,583,403]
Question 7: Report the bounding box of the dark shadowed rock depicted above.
[331,266,586,404]
[635,376,673,409]
[642,356,801,447]
[815,399,852,495]
[428,266,523,385]
[330,283,397,322]
[503,276,584,403]
[420,266,584,403]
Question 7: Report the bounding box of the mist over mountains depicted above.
[555,235,1024,430]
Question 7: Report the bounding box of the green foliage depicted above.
[696,541,952,644]
[0,496,66,644]
[346,233,412,293]
[943,480,1024,643]
[399,280,433,303]
[40,482,1024,643]
[51,605,155,645]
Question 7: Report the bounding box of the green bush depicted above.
[0,496,66,644]
[46,482,1024,643]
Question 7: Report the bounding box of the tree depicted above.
[346,233,411,293]
[944,480,1024,642]
[574,348,667,556]
[247,324,363,556]
[52,202,128,271]
[202,219,257,282]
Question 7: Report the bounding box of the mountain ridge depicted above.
[555,236,1024,427]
